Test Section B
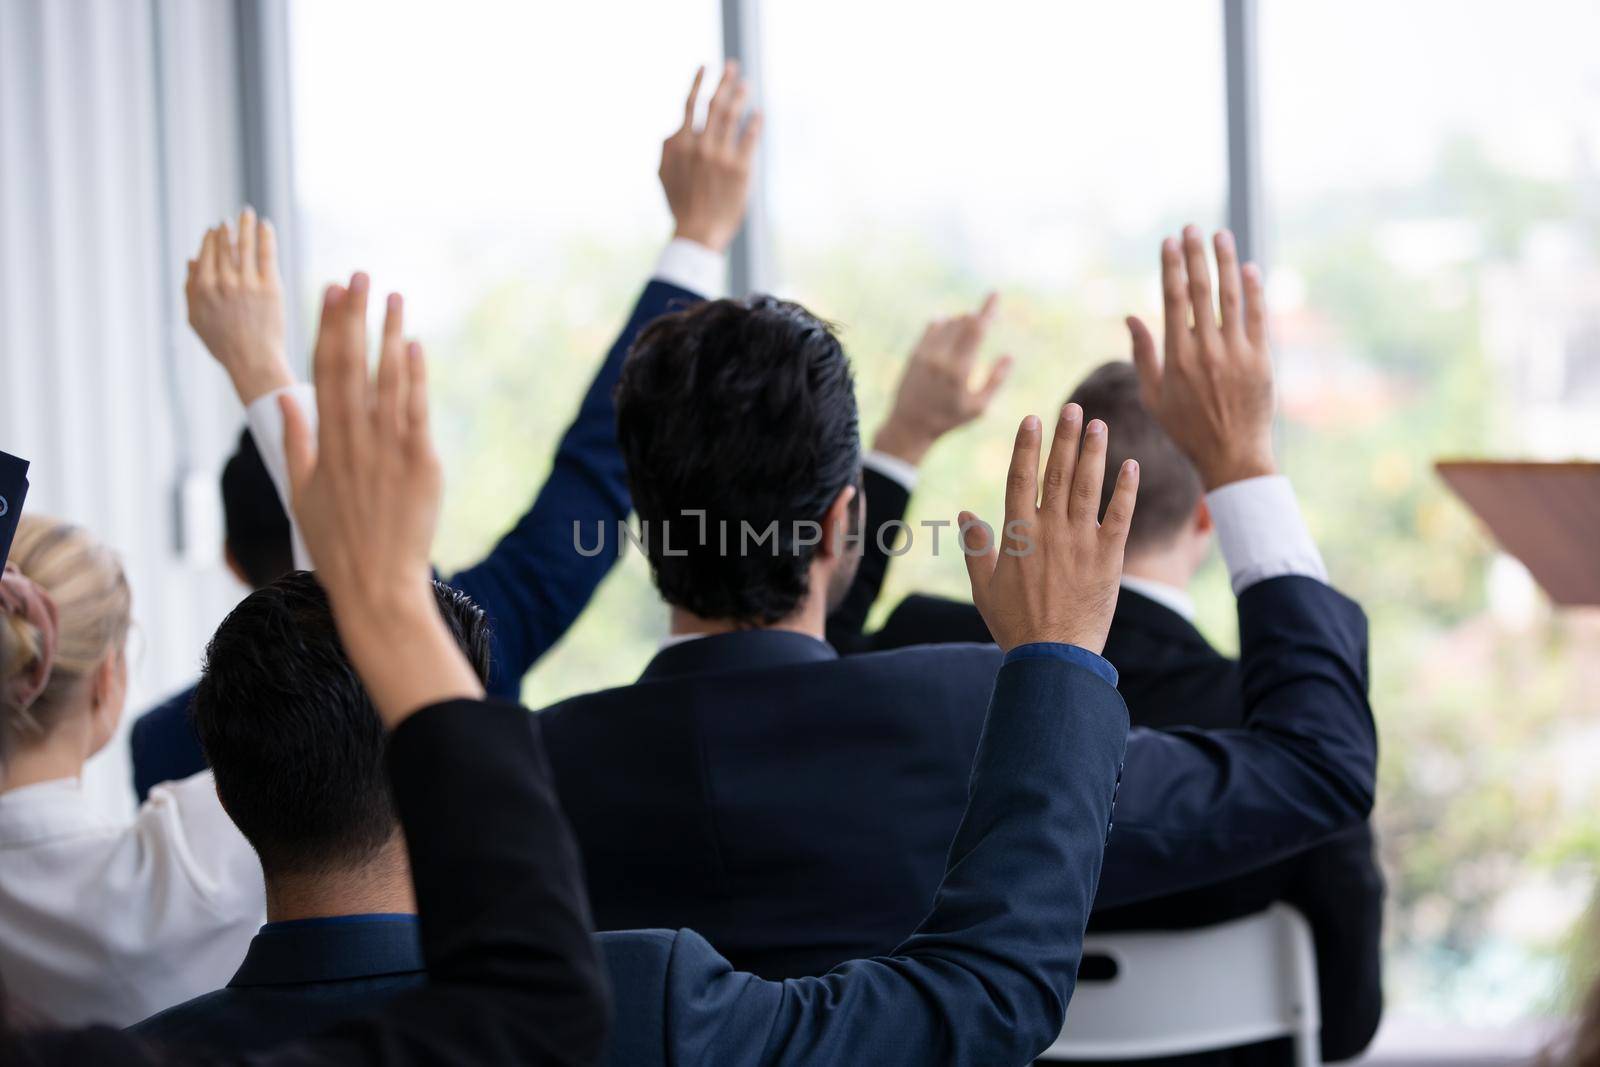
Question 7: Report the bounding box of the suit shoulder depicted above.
[598,927,737,985]
[127,988,235,1040]
[852,642,1002,673]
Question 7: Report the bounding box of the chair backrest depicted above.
[1041,903,1321,1066]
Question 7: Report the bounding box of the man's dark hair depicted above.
[193,571,492,880]
[1067,362,1204,553]
[615,296,861,625]
[221,430,293,589]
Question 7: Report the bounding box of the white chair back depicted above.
[1040,903,1321,1066]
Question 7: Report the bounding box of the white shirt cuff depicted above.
[1206,475,1328,595]
[245,384,317,572]
[652,238,726,298]
[862,450,919,492]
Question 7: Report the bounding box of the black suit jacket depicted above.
[9,699,608,1065]
[851,467,1385,1063]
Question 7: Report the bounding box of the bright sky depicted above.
[289,0,1600,317]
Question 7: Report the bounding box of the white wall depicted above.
[0,0,261,818]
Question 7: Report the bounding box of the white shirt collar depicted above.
[1119,575,1196,621]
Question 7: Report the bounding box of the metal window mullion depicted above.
[235,0,303,364]
[720,0,769,295]
[1223,0,1264,266]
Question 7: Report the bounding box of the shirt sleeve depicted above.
[861,449,920,492]
[652,238,727,298]
[1206,474,1329,595]
[244,383,316,572]
[1003,641,1119,688]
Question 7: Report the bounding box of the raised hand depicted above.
[1127,226,1276,490]
[280,274,482,725]
[659,61,763,253]
[959,405,1138,654]
[185,206,292,404]
[873,294,1014,467]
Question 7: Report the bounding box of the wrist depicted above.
[1197,445,1277,491]
[330,571,438,635]
[335,586,487,729]
[672,222,732,255]
[227,350,295,406]
[871,419,935,468]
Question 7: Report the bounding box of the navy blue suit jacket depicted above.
[541,576,1375,981]
[592,653,1127,1065]
[128,279,702,801]
[131,916,427,1051]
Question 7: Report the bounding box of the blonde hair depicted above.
[0,515,131,751]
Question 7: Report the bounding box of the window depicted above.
[761,0,1231,618]
[1260,0,1600,1023]
[290,0,722,706]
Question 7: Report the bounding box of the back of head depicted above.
[221,429,293,590]
[0,515,131,761]
[193,572,492,880]
[1067,362,1203,555]
[615,295,861,625]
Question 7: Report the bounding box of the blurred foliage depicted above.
[420,143,1599,1021]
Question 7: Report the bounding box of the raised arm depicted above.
[647,410,1139,1065]
[1095,226,1375,906]
[274,278,608,1064]
[445,61,761,694]
[826,297,1011,649]
[185,208,310,570]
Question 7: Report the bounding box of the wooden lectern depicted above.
[1435,461,1600,607]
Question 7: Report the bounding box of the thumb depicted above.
[281,393,316,501]
[1127,315,1161,407]
[958,510,998,612]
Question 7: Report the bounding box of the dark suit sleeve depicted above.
[129,686,206,802]
[448,279,703,698]
[1095,575,1377,908]
[653,656,1129,1065]
[275,699,610,1064]
[824,465,911,653]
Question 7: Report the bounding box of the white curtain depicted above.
[0,0,281,818]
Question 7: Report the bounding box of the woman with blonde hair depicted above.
[0,515,262,1027]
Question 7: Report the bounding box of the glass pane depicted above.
[763,0,1230,613]
[1260,0,1600,1025]
[290,0,722,705]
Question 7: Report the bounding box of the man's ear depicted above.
[819,484,859,561]
[1193,497,1213,535]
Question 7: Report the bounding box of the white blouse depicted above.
[0,770,264,1027]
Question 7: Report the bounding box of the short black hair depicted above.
[221,430,293,589]
[615,296,861,625]
[193,571,492,880]
[1067,362,1204,553]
